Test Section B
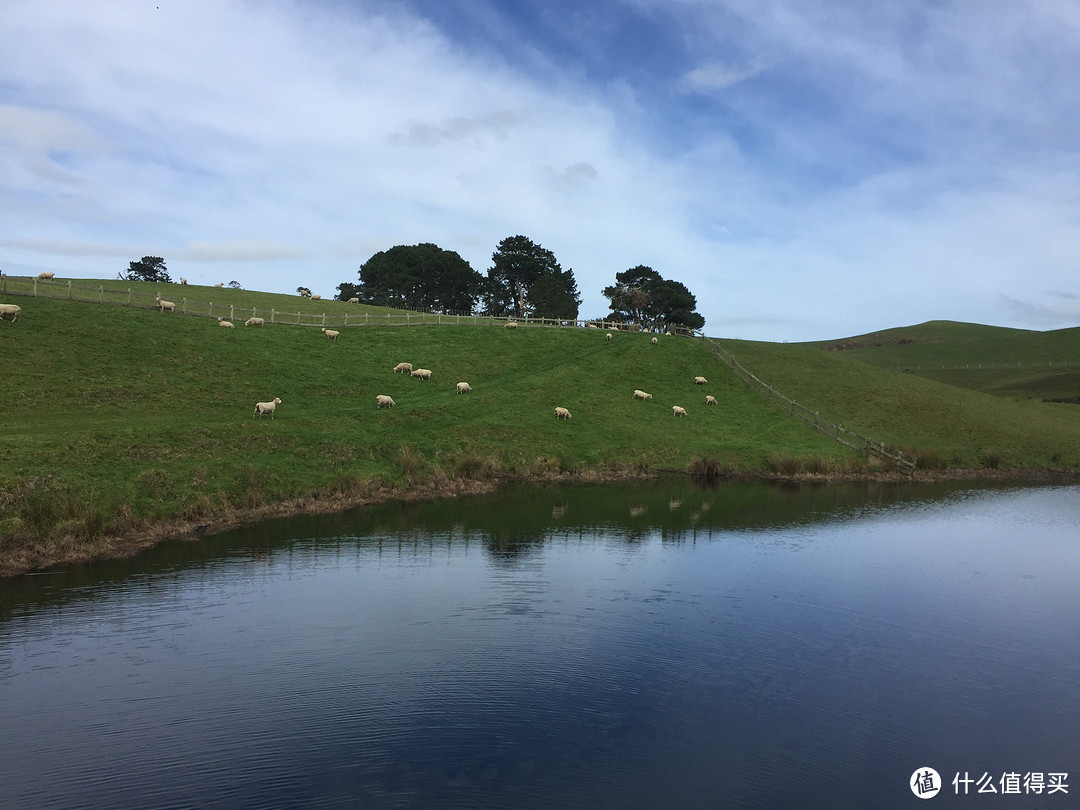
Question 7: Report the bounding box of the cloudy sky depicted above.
[2,0,1079,341]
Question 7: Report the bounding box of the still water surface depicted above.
[2,479,1078,808]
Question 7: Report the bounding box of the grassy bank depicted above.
[2,289,1078,575]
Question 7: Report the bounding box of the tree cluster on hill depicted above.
[602,265,705,332]
[337,237,702,330]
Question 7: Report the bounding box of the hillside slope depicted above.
[716,335,1080,468]
[1,294,850,569]
[810,320,1080,399]
[3,290,1079,574]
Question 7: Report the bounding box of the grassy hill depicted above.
[2,284,1079,574]
[809,320,1080,400]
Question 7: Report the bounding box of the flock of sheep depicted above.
[3,276,719,425]
[247,324,716,426]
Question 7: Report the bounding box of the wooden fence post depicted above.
[99,285,104,303]
[67,280,72,299]
[271,309,276,323]
[182,297,187,314]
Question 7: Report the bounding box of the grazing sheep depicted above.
[410,368,433,381]
[665,331,673,336]
[180,277,188,285]
[605,333,612,341]
[245,317,264,327]
[217,317,235,328]
[393,362,413,374]
[311,294,322,301]
[705,395,717,406]
[672,405,687,417]
[694,376,708,385]
[155,294,175,312]
[37,272,54,281]
[253,397,282,418]
[587,323,599,329]
[0,303,21,323]
[651,336,658,345]
[321,328,339,341]
[554,406,572,420]
[376,395,396,408]
[348,297,359,304]
[456,382,472,394]
[214,282,224,288]
[504,321,518,329]
[632,389,653,401]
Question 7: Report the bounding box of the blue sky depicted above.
[2,0,1079,340]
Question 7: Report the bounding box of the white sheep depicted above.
[245,317,264,327]
[253,397,282,418]
[214,282,224,288]
[410,368,433,381]
[705,395,717,406]
[651,336,658,345]
[348,297,359,304]
[37,272,54,281]
[694,376,708,385]
[505,321,518,329]
[155,294,175,312]
[217,317,235,328]
[554,406,572,420]
[587,323,599,329]
[393,362,413,374]
[605,332,612,341]
[311,294,322,301]
[0,304,21,323]
[180,277,188,285]
[632,389,653,401]
[376,395,396,408]
[456,382,472,394]
[672,405,687,417]
[322,328,339,341]
[666,331,673,336]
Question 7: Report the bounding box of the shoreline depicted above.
[3,466,1077,579]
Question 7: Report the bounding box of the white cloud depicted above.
[1,0,1079,339]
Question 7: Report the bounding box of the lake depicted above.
[1,479,1077,808]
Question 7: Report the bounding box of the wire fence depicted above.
[0,275,655,331]
[693,333,917,474]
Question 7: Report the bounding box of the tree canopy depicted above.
[482,235,580,319]
[354,244,483,313]
[122,256,171,283]
[602,265,705,332]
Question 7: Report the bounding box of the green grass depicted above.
[809,319,1080,399]
[0,293,852,566]
[3,289,1079,571]
[715,336,1080,470]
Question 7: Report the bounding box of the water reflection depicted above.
[2,479,1077,810]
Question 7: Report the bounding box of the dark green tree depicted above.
[122,256,171,283]
[650,278,705,331]
[601,265,705,331]
[601,265,662,327]
[335,282,361,302]
[483,235,574,319]
[356,244,483,312]
[528,267,581,320]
